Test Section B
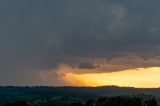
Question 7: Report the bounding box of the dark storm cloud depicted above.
[79,63,100,69]
[0,0,160,85]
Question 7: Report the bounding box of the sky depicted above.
[0,0,160,87]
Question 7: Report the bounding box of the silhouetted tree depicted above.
[145,98,158,106]
[4,101,29,106]
[96,96,158,106]
[69,102,85,106]
[86,100,94,106]
[46,103,56,106]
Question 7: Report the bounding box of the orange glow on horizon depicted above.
[61,67,160,88]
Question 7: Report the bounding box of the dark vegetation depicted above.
[0,86,159,106]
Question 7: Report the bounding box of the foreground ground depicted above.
[0,86,159,106]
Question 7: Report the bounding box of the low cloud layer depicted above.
[0,0,160,85]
